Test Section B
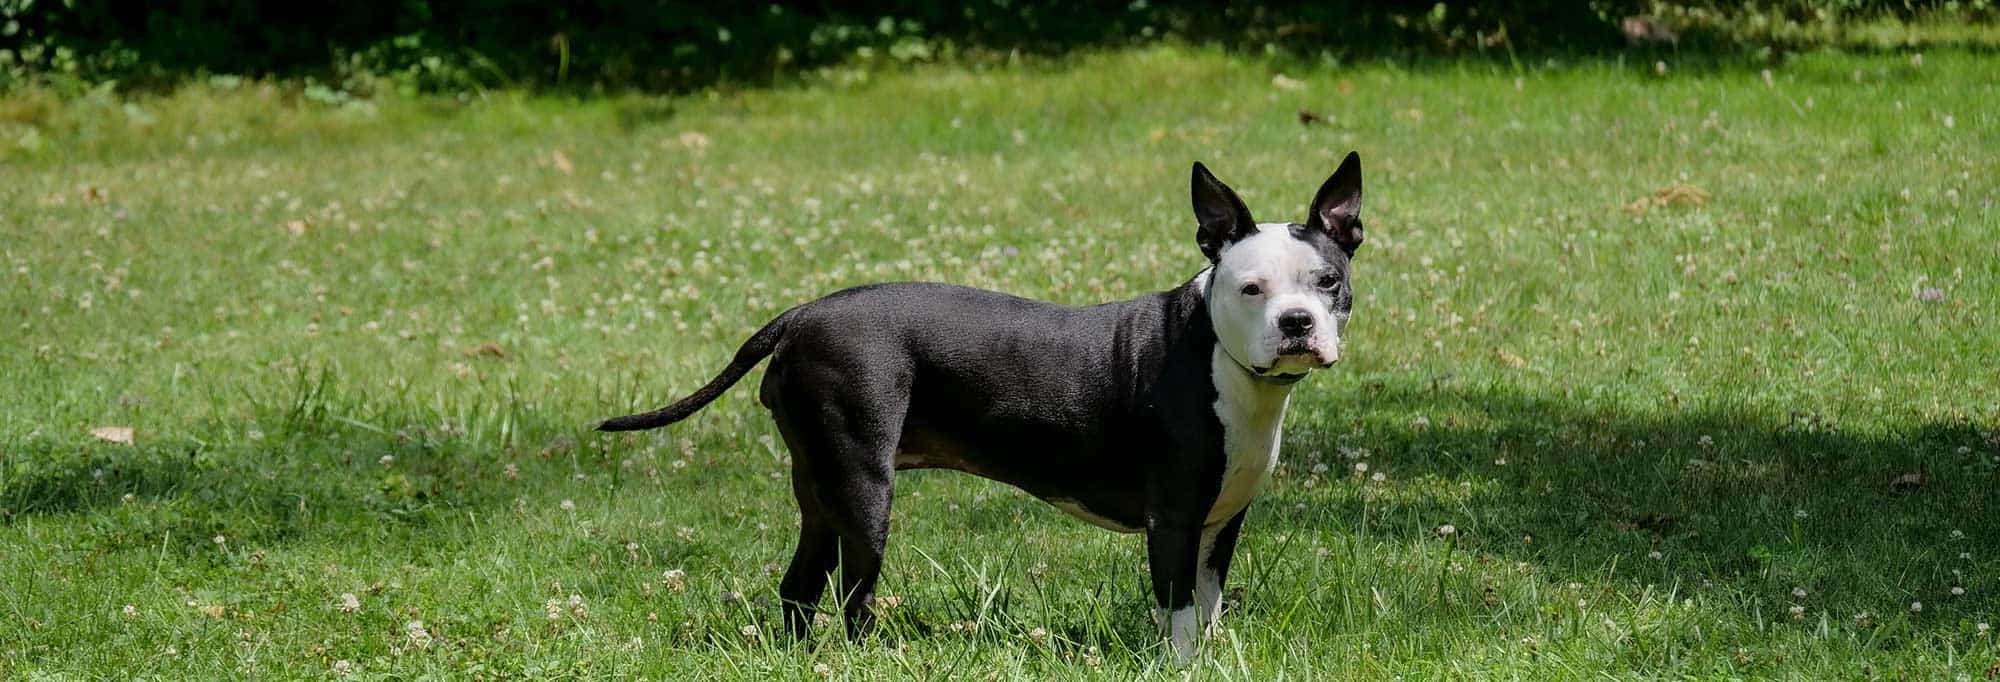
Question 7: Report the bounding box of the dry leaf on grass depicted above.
[1271,74,1306,91]
[551,150,574,175]
[1494,348,1528,368]
[91,426,134,444]
[1625,183,1711,214]
[464,342,510,360]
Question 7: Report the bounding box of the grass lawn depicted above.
[3,46,1997,678]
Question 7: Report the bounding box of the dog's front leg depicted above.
[1145,519,1204,662]
[1196,509,1247,632]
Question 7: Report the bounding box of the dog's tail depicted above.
[597,308,795,432]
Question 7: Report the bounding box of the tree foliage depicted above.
[0,1,1989,92]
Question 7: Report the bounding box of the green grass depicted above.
[3,46,1997,678]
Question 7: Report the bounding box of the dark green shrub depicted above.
[0,1,1990,93]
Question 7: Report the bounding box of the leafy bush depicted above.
[1,1,1992,93]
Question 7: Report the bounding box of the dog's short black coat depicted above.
[600,154,1365,651]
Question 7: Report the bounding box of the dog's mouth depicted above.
[1277,342,1335,367]
[1246,365,1310,384]
[1248,348,1333,383]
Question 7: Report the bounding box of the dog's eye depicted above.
[1239,283,1263,297]
[1315,274,1341,290]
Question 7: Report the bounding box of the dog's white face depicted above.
[1206,224,1351,376]
[1189,155,1364,381]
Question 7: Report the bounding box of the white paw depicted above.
[1159,606,1202,664]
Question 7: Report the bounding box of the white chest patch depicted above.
[1205,347,1291,525]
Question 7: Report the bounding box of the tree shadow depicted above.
[1261,378,1998,619]
[0,408,586,557]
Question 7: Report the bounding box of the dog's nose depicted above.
[1277,309,1314,338]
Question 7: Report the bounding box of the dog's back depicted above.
[757,282,1202,480]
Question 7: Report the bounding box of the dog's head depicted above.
[1192,153,1365,381]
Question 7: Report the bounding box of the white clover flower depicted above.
[1792,587,1807,598]
[338,593,361,614]
[559,499,575,511]
[332,659,353,676]
[1910,601,1923,613]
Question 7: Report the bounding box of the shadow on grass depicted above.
[1302,380,1995,580]
[0,426,533,557]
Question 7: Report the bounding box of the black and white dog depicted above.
[600,153,1365,659]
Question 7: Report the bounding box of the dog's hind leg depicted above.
[768,364,907,640]
[777,471,838,640]
[829,481,892,639]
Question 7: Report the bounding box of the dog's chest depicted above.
[1205,348,1290,526]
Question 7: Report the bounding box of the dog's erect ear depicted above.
[1191,162,1257,263]
[1307,151,1364,254]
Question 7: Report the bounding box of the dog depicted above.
[600,153,1365,660]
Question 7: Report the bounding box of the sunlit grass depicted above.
[2,46,1997,678]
